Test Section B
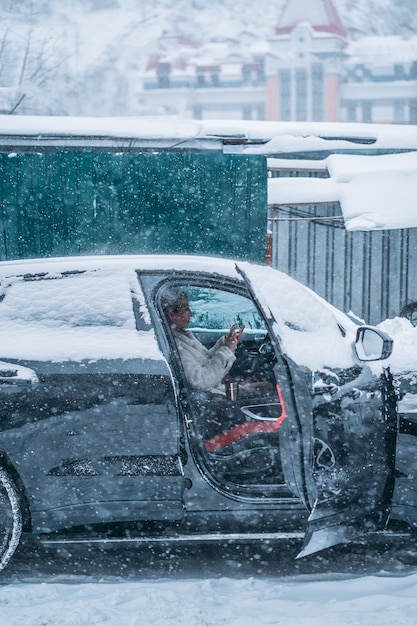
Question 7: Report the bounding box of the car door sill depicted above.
[39,531,305,545]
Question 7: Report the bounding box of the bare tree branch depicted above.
[17,27,32,86]
[9,93,26,114]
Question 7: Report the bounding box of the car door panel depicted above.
[236,262,397,555]
[138,272,304,502]
[300,370,397,556]
[271,360,316,506]
[0,362,184,532]
[0,361,184,532]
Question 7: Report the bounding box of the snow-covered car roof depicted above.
[0,254,240,280]
[0,254,359,370]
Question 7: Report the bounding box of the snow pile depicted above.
[328,152,417,231]
[378,316,417,374]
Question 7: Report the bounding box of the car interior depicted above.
[159,281,287,494]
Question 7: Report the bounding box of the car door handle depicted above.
[240,403,282,421]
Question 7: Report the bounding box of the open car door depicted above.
[237,262,398,557]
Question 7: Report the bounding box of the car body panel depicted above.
[0,359,185,532]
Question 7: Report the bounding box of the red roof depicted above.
[275,0,346,39]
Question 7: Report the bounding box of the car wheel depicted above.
[0,467,23,572]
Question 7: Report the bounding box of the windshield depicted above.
[185,287,265,333]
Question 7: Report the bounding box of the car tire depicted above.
[0,467,23,572]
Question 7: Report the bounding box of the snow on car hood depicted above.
[238,262,359,370]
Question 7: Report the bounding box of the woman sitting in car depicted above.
[161,287,243,395]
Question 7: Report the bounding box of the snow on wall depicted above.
[268,151,417,231]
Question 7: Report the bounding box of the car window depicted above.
[159,282,286,495]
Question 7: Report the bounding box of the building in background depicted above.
[341,33,417,124]
[139,34,267,120]
[265,0,347,122]
[138,0,417,125]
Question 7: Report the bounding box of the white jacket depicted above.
[172,328,236,393]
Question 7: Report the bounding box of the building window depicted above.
[241,104,264,120]
[196,67,220,88]
[242,63,264,86]
[410,100,417,124]
[256,63,265,84]
[312,64,323,121]
[197,70,206,87]
[394,102,405,123]
[256,104,265,120]
[394,64,405,80]
[279,69,291,120]
[211,68,220,87]
[362,101,372,123]
[243,105,252,119]
[242,65,252,84]
[354,65,365,82]
[295,68,307,121]
[157,63,171,88]
[346,103,357,122]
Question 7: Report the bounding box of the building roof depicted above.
[275,0,347,39]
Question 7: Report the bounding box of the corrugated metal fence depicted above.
[268,167,417,325]
[0,150,267,263]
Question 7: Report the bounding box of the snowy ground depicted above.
[0,536,417,625]
[2,574,417,626]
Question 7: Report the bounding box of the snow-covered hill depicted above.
[38,0,417,44]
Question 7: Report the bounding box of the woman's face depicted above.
[167,297,192,330]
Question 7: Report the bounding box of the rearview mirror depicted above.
[355,326,393,361]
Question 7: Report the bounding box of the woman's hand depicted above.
[225,323,245,351]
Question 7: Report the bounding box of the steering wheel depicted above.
[247,336,276,376]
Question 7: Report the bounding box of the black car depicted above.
[0,254,401,571]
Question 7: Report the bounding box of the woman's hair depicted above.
[160,286,188,313]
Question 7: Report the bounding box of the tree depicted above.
[0,2,70,115]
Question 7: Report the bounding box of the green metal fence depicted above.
[0,151,267,262]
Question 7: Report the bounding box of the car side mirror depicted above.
[355,326,393,361]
